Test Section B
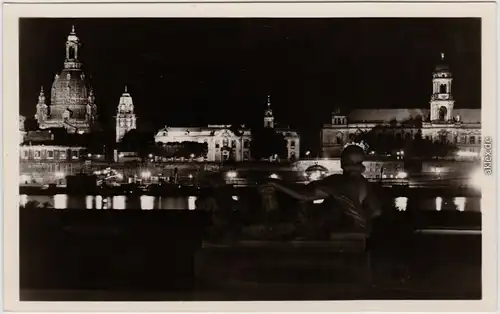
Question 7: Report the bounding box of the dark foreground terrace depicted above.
[20,202,481,301]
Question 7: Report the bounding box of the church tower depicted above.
[263,95,275,128]
[430,53,455,122]
[115,86,137,142]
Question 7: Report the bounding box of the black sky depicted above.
[19,18,481,152]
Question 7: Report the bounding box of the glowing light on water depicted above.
[85,195,94,209]
[453,197,466,212]
[113,195,126,210]
[232,195,239,201]
[54,194,68,209]
[188,196,197,210]
[394,197,408,211]
[313,199,324,204]
[141,195,155,210]
[269,173,279,179]
[19,194,28,207]
[95,195,103,209]
[435,197,443,211]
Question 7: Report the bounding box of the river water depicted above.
[20,194,481,212]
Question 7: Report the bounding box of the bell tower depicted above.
[64,25,82,70]
[115,86,137,142]
[430,53,455,122]
[263,95,275,128]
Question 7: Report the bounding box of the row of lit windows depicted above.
[330,132,481,145]
[21,149,82,160]
[119,119,135,127]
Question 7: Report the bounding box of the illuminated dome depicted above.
[35,25,97,134]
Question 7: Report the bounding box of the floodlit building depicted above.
[154,95,300,162]
[35,26,98,134]
[115,86,137,142]
[320,53,481,159]
[155,125,253,162]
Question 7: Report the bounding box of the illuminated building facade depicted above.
[320,54,481,159]
[154,95,301,162]
[155,125,253,162]
[19,130,87,185]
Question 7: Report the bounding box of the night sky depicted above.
[19,18,481,152]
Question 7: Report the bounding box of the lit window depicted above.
[72,150,79,159]
[60,151,67,159]
[222,138,229,147]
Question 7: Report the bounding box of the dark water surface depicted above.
[21,194,481,212]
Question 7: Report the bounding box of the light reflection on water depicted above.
[394,197,408,211]
[53,194,68,209]
[20,195,480,212]
[436,197,443,211]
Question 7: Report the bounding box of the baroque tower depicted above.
[430,53,455,122]
[36,25,97,133]
[263,95,275,128]
[115,86,137,142]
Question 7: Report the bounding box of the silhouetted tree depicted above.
[155,141,208,158]
[250,127,288,160]
[355,123,457,159]
[120,129,155,157]
[23,117,39,131]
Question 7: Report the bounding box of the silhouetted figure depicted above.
[259,144,382,238]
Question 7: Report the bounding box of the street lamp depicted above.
[305,151,311,159]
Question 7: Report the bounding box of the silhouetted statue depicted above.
[197,145,382,241]
[257,144,382,239]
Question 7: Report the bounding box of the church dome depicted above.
[50,68,90,119]
[35,26,97,133]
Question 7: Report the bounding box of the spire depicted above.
[440,52,445,61]
[267,94,271,107]
[38,86,45,103]
[71,24,75,34]
[124,85,128,93]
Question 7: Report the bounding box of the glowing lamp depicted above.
[141,171,152,179]
[396,171,408,179]
[226,171,237,179]
[269,173,279,179]
[55,171,65,179]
